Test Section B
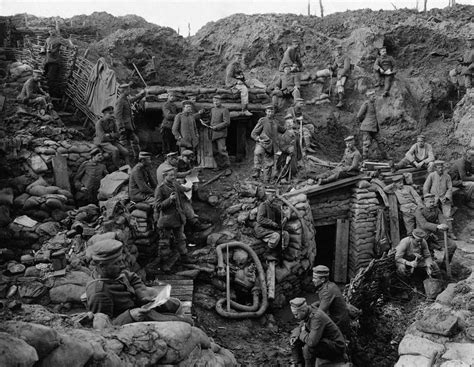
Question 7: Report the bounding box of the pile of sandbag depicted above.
[129,204,158,262]
[348,184,380,275]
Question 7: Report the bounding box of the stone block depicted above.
[417,311,458,336]
[398,334,444,359]
[442,343,474,365]
[394,355,432,367]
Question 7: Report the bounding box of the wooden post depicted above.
[52,153,71,192]
[334,219,349,282]
[388,194,400,247]
[226,244,231,312]
[267,261,275,299]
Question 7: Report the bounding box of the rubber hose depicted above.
[215,241,268,318]
[215,287,260,312]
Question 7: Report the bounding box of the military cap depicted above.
[118,82,132,89]
[163,166,176,174]
[392,174,404,182]
[295,97,305,102]
[265,105,275,110]
[181,149,194,156]
[434,160,445,165]
[423,193,435,199]
[213,95,222,99]
[412,228,427,239]
[265,188,277,194]
[366,90,376,96]
[138,151,152,159]
[182,100,193,106]
[283,64,292,69]
[289,297,307,309]
[101,105,114,114]
[90,147,102,156]
[166,151,179,158]
[284,113,293,119]
[32,69,43,74]
[417,134,426,140]
[344,135,355,142]
[87,239,123,262]
[313,265,330,276]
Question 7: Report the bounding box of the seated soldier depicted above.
[129,151,156,204]
[275,114,300,181]
[448,149,474,208]
[255,189,289,252]
[74,148,108,206]
[225,52,252,116]
[311,265,350,336]
[271,64,301,110]
[279,39,303,72]
[395,228,439,278]
[311,136,362,185]
[85,239,191,329]
[373,46,396,97]
[289,297,346,367]
[394,134,435,171]
[17,69,52,111]
[94,105,130,169]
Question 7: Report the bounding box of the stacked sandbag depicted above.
[129,204,158,262]
[309,191,352,225]
[57,141,96,172]
[348,183,381,277]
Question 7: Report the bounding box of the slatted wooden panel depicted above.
[334,219,350,283]
[157,276,194,316]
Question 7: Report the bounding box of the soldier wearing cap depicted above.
[85,239,190,328]
[275,114,299,180]
[395,229,438,277]
[172,100,199,154]
[208,95,231,170]
[289,297,346,367]
[157,152,182,186]
[154,166,188,270]
[115,82,145,163]
[357,90,388,160]
[279,39,303,72]
[94,105,130,169]
[255,188,289,252]
[287,98,315,154]
[373,46,396,97]
[415,193,457,262]
[423,160,454,227]
[448,149,474,208]
[312,136,362,185]
[250,105,286,180]
[74,148,108,205]
[17,69,51,110]
[394,134,435,171]
[383,174,423,235]
[161,91,178,154]
[450,37,474,92]
[43,27,63,96]
[312,265,350,335]
[271,64,302,109]
[225,52,252,116]
[129,151,156,204]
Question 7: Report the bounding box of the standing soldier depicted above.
[250,105,286,180]
[43,27,62,97]
[448,149,474,208]
[128,151,156,204]
[115,83,145,164]
[279,39,303,72]
[357,90,387,160]
[209,95,231,171]
[287,98,315,154]
[74,148,108,206]
[161,91,178,154]
[172,101,199,155]
[373,46,396,97]
[94,106,130,169]
[225,52,252,116]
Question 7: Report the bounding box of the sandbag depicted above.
[0,188,14,206]
[28,185,60,196]
[14,193,31,208]
[88,232,117,246]
[0,332,38,367]
[0,205,11,227]
[50,284,87,303]
[98,171,129,200]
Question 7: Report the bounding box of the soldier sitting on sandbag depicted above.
[85,239,192,329]
[129,151,157,205]
[17,69,52,111]
[73,148,108,206]
[254,188,289,257]
[271,64,302,111]
[393,134,435,171]
[279,39,303,72]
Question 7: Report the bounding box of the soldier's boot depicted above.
[336,92,344,108]
[241,103,253,116]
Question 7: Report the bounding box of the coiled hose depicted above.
[215,241,268,318]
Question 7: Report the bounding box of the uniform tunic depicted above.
[358,100,379,132]
[395,236,431,265]
[74,160,108,200]
[316,281,350,333]
[373,55,395,73]
[339,147,361,172]
[94,115,119,144]
[405,143,435,163]
[279,47,302,71]
[172,112,199,150]
[255,200,282,238]
[210,106,230,141]
[115,94,135,132]
[423,172,453,202]
[17,78,46,103]
[129,162,156,202]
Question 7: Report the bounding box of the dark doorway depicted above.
[314,224,337,279]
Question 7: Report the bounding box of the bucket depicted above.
[423,278,445,299]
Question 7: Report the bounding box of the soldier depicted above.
[271,64,302,110]
[250,105,286,180]
[129,151,156,204]
[115,83,145,163]
[311,265,350,336]
[209,95,231,170]
[94,106,130,169]
[395,228,439,277]
[449,37,474,92]
[448,149,474,208]
[393,134,435,171]
[154,167,188,270]
[287,98,315,154]
[383,174,423,235]
[423,160,453,227]
[357,90,387,160]
[74,148,108,206]
[172,100,199,154]
[225,52,252,116]
[85,239,190,329]
[17,69,51,110]
[254,188,289,252]
[373,46,396,97]
[275,114,300,180]
[156,152,186,186]
[161,91,178,154]
[415,193,457,261]
[289,297,346,367]
[279,39,303,72]
[313,136,362,185]
[43,27,62,97]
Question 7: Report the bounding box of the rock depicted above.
[39,333,94,367]
[417,311,458,336]
[0,188,14,206]
[0,331,39,367]
[227,204,242,214]
[440,361,470,367]
[1,321,60,359]
[36,221,61,236]
[442,343,474,365]
[398,334,445,359]
[436,283,457,305]
[0,205,11,226]
[395,355,432,367]
[208,195,219,206]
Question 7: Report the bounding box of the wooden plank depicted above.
[51,153,71,192]
[388,194,400,248]
[284,174,368,198]
[334,218,349,283]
